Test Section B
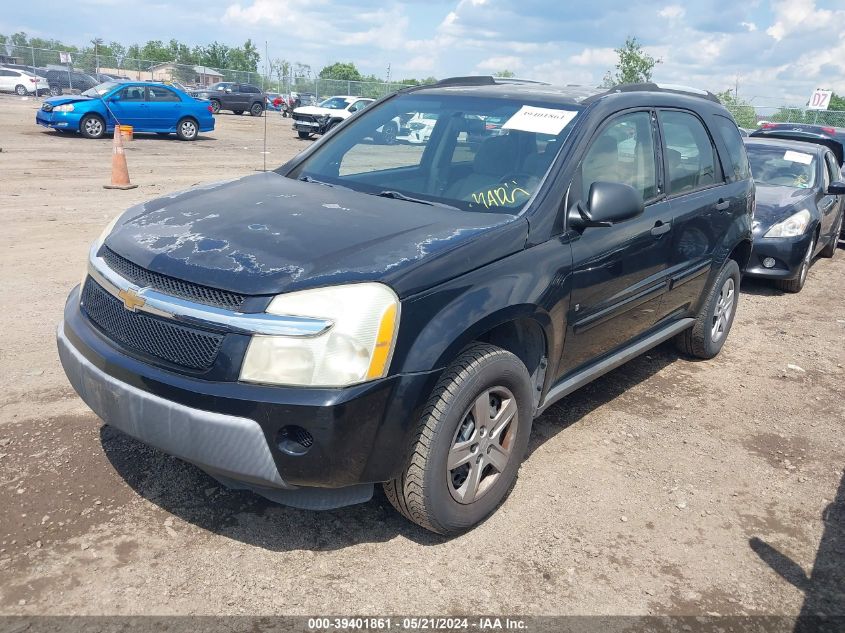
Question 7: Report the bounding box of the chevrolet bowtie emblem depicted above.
[117,288,146,312]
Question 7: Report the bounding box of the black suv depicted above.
[57,78,753,534]
[46,69,98,96]
[194,82,265,116]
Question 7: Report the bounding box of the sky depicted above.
[2,0,845,105]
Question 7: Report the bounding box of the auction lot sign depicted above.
[807,89,833,111]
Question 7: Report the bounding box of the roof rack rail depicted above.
[433,75,551,88]
[586,82,721,104]
[434,76,496,87]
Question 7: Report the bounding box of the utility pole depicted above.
[735,74,739,100]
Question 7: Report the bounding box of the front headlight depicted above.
[764,209,811,238]
[54,104,75,112]
[240,283,400,387]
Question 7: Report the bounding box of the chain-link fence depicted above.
[724,103,845,129]
[1,44,413,99]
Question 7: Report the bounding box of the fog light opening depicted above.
[277,425,313,457]
[762,257,776,269]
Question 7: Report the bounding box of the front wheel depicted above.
[776,235,815,293]
[79,114,106,139]
[15,84,27,96]
[209,99,220,114]
[297,131,311,139]
[384,343,533,535]
[49,86,61,96]
[674,258,740,359]
[250,102,264,117]
[176,117,199,141]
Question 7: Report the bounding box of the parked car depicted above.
[751,122,845,157]
[193,82,265,116]
[36,81,215,140]
[291,95,374,138]
[57,78,753,535]
[743,137,844,292]
[46,69,98,96]
[0,67,49,96]
[1,63,49,80]
[93,72,130,83]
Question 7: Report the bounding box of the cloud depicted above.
[568,47,617,67]
[658,5,684,20]
[475,56,523,73]
[766,0,834,41]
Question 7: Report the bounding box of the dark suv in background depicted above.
[193,82,265,116]
[58,78,753,535]
[46,69,98,96]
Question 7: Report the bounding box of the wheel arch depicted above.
[728,238,753,272]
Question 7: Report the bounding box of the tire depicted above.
[233,110,244,115]
[209,99,221,114]
[50,86,61,97]
[15,84,27,96]
[79,114,106,139]
[819,213,842,258]
[297,131,311,139]
[384,343,534,535]
[775,235,816,293]
[674,258,741,359]
[175,117,199,141]
[250,102,264,117]
[380,124,397,145]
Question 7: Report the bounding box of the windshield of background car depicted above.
[82,82,119,97]
[319,97,353,109]
[747,145,818,188]
[288,93,582,213]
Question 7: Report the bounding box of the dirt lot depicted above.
[0,94,843,618]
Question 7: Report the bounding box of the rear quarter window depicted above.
[713,115,751,182]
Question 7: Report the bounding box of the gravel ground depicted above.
[0,94,843,618]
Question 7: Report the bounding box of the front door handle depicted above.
[651,221,671,237]
[715,199,730,212]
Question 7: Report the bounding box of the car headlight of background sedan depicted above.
[53,104,75,112]
[764,209,811,238]
[240,283,400,388]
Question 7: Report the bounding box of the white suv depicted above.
[0,67,48,96]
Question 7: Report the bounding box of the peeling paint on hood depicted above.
[104,171,527,298]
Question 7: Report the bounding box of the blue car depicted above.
[36,81,215,140]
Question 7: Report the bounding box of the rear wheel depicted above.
[79,114,106,139]
[297,131,311,139]
[49,86,61,96]
[675,258,740,359]
[176,117,199,141]
[384,343,533,535]
[209,99,221,114]
[15,84,27,96]
[819,213,842,258]
[250,102,264,117]
[776,235,815,293]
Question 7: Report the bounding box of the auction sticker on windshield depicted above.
[502,105,578,135]
[783,150,813,165]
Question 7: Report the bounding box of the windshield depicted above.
[747,145,818,188]
[82,82,120,97]
[289,93,582,213]
[319,97,353,110]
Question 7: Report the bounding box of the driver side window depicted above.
[581,111,657,202]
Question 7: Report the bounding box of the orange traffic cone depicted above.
[104,125,138,190]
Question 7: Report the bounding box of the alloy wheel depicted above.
[180,120,197,139]
[447,386,519,504]
[710,277,735,343]
[799,238,814,285]
[84,117,103,137]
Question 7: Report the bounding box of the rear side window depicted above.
[659,110,719,194]
[581,111,657,201]
[148,86,180,102]
[713,115,751,182]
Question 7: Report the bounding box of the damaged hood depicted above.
[103,172,526,298]
[753,184,815,231]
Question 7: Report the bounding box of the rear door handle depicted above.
[715,199,730,212]
[651,221,671,237]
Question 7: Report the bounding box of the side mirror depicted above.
[568,181,644,230]
[109,93,121,101]
[827,180,845,195]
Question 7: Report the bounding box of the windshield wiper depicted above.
[374,190,460,211]
[299,175,334,187]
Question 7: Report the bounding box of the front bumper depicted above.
[58,287,440,509]
[745,232,813,280]
[36,109,81,130]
